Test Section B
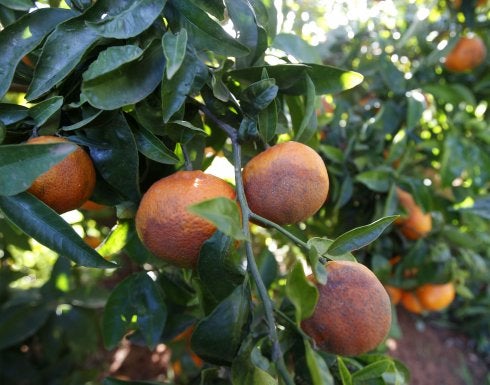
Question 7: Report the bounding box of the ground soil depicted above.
[103,308,489,384]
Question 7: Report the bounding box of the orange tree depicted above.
[275,0,490,362]
[0,1,410,385]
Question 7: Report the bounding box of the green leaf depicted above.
[241,78,278,115]
[272,33,322,64]
[96,221,131,259]
[355,169,392,192]
[168,0,250,57]
[84,111,141,203]
[0,192,115,268]
[29,96,63,127]
[379,56,406,95]
[82,41,165,110]
[405,91,425,131]
[0,122,5,144]
[423,83,476,106]
[191,284,250,365]
[327,216,398,257]
[0,8,75,98]
[285,262,318,322]
[102,273,166,350]
[337,356,353,385]
[258,99,277,143]
[304,341,334,385]
[352,360,392,383]
[0,103,28,125]
[197,231,245,314]
[188,197,246,241]
[132,124,179,164]
[307,244,327,285]
[308,237,356,262]
[455,195,490,220]
[161,49,208,122]
[0,0,34,11]
[294,74,316,143]
[0,303,51,349]
[86,0,166,39]
[320,145,344,164]
[230,63,363,95]
[0,142,77,196]
[163,29,188,79]
[62,109,103,131]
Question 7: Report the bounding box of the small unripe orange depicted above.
[27,136,96,213]
[301,261,392,356]
[242,141,329,225]
[135,170,236,269]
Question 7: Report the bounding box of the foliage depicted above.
[0,0,489,384]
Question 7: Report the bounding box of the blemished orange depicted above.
[242,141,329,225]
[396,188,432,240]
[416,282,456,311]
[135,170,236,269]
[301,261,392,356]
[27,136,96,213]
[400,291,424,314]
[444,35,487,73]
[384,285,403,305]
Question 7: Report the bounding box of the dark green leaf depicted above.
[230,64,363,95]
[61,109,103,131]
[197,231,245,313]
[355,169,392,192]
[423,83,476,106]
[0,0,34,11]
[191,284,250,365]
[337,356,353,385]
[189,0,225,20]
[307,243,327,285]
[0,192,115,268]
[405,91,425,131]
[336,176,354,210]
[304,341,334,385]
[161,49,207,122]
[0,121,5,144]
[455,196,490,220]
[86,0,166,39]
[0,142,77,196]
[231,338,277,385]
[258,99,277,143]
[0,303,51,349]
[320,145,344,164]
[352,360,392,382]
[258,249,278,290]
[285,262,318,322]
[308,237,356,262]
[29,96,63,127]
[272,33,322,64]
[168,0,249,57]
[0,8,75,98]
[163,29,188,79]
[0,103,28,125]
[102,273,166,350]
[84,112,140,202]
[82,41,165,110]
[379,57,406,95]
[241,78,278,114]
[383,183,398,217]
[133,124,179,164]
[327,216,398,256]
[188,197,247,241]
[294,74,316,142]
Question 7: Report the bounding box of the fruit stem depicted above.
[231,139,295,385]
[249,212,309,251]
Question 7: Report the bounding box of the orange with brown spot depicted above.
[242,141,329,225]
[27,136,96,213]
[135,170,236,269]
[301,261,392,356]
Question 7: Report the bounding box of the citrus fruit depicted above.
[242,141,329,225]
[416,282,455,311]
[453,0,487,8]
[400,291,424,314]
[301,261,392,356]
[135,170,236,269]
[27,136,96,213]
[384,285,403,305]
[395,187,432,240]
[80,200,107,211]
[444,35,486,73]
[83,235,102,249]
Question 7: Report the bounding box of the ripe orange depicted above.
[83,235,102,249]
[301,261,392,356]
[384,285,403,305]
[444,35,487,73]
[242,141,329,225]
[27,136,96,213]
[400,291,424,314]
[416,282,455,311]
[395,188,432,240]
[135,170,236,269]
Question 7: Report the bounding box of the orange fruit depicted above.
[80,200,107,211]
[416,282,455,311]
[83,235,102,249]
[27,136,96,213]
[444,35,487,73]
[400,291,424,314]
[301,261,392,356]
[242,141,329,225]
[395,188,432,240]
[384,285,403,305]
[453,0,487,8]
[135,170,236,269]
